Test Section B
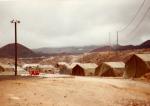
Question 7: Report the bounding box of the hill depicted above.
[1,40,149,58]
[91,40,150,52]
[0,43,39,58]
[33,40,150,54]
[139,40,150,48]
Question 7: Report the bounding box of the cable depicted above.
[128,7,150,35]
[118,0,146,32]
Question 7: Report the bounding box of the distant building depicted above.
[95,62,125,77]
[124,54,150,78]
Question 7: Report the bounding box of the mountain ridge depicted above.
[33,40,150,54]
[91,40,150,52]
[0,40,149,58]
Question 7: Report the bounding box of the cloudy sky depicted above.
[0,0,150,48]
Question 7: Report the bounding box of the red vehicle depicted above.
[29,70,40,75]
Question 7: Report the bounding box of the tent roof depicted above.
[103,62,125,69]
[76,63,98,69]
[39,65,54,68]
[22,64,39,68]
[69,63,81,69]
[57,62,69,66]
[58,62,98,70]
[135,54,150,62]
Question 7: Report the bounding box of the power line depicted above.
[118,0,146,32]
[128,7,150,35]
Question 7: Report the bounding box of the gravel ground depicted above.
[0,75,150,106]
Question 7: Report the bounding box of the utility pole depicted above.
[115,31,119,57]
[117,31,119,47]
[11,19,20,76]
[109,32,111,54]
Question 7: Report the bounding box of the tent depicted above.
[0,64,14,75]
[58,62,81,75]
[39,65,58,74]
[95,62,125,77]
[72,63,98,76]
[0,65,5,72]
[56,62,70,67]
[56,62,71,75]
[22,64,39,69]
[0,64,14,72]
[123,54,150,78]
[72,64,85,76]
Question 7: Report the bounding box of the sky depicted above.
[0,0,150,48]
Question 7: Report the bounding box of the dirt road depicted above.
[0,76,150,106]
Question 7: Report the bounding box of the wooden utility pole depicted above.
[11,19,20,76]
[109,32,111,54]
[117,31,119,47]
[116,31,119,57]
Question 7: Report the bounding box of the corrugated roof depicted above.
[104,62,125,68]
[135,54,150,62]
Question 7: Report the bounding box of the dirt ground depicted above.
[0,76,150,106]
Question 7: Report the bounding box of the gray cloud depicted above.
[0,0,150,48]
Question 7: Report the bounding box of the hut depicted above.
[72,63,98,76]
[123,54,150,78]
[95,62,125,77]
